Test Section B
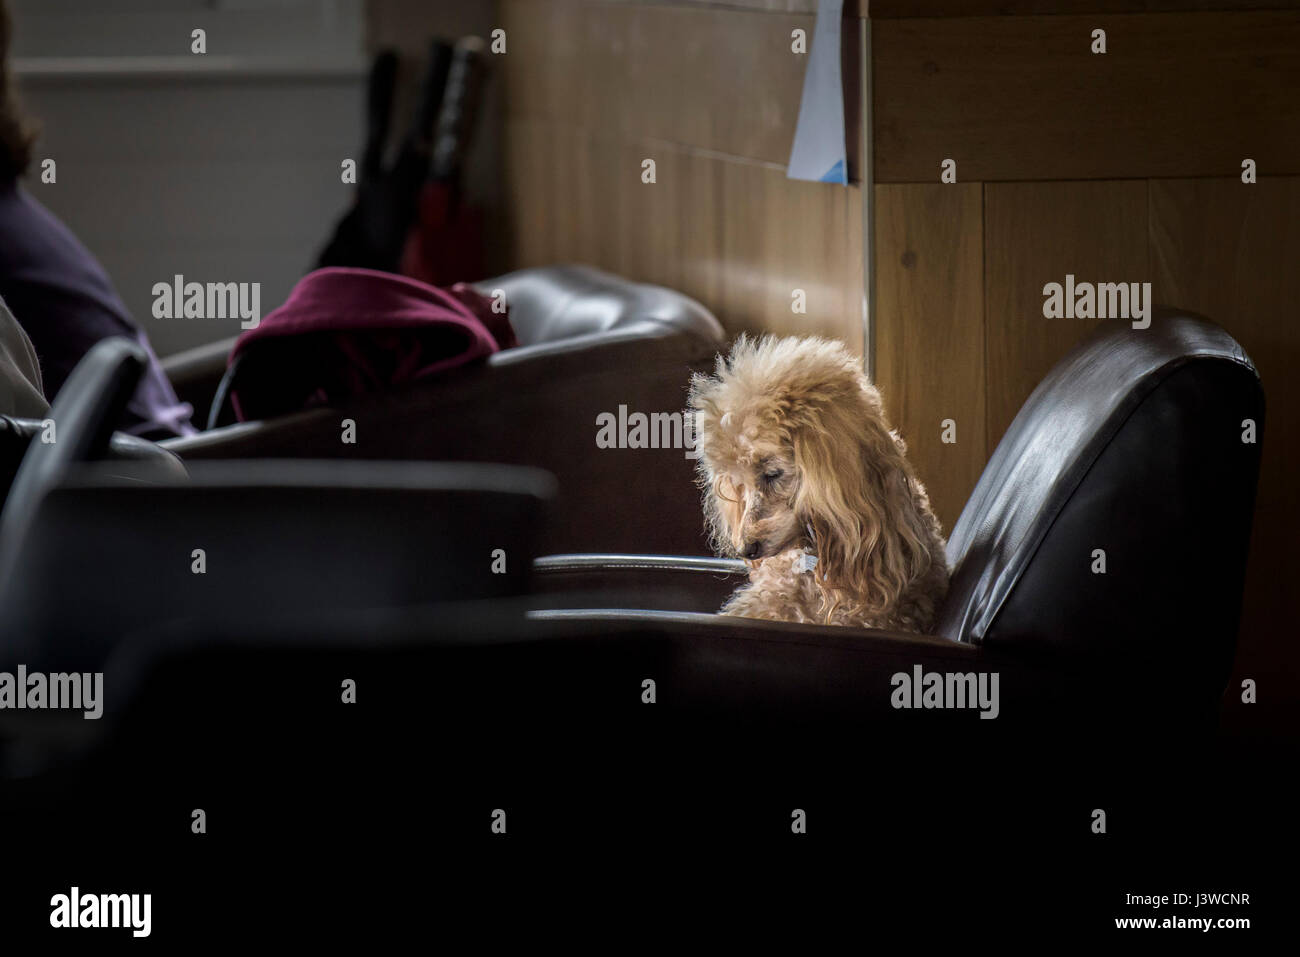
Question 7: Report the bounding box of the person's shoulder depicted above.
[0,181,138,328]
[0,180,96,259]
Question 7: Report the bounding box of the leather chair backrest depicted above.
[935,312,1263,699]
[0,460,555,672]
[198,264,724,429]
[470,264,723,350]
[0,415,187,503]
[169,267,725,555]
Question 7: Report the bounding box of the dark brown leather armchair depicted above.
[4,313,1265,881]
[161,265,725,555]
[526,311,1265,728]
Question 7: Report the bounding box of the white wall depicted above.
[9,0,366,356]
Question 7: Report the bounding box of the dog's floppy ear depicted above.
[793,383,934,619]
[688,366,742,556]
[704,472,745,554]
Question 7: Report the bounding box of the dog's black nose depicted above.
[743,541,763,560]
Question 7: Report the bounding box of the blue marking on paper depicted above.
[819,159,845,183]
[786,0,847,186]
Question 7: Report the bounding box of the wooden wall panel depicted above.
[502,119,623,270]
[983,181,1149,447]
[501,0,861,177]
[504,119,865,349]
[872,7,1296,724]
[870,1,1300,14]
[874,12,1300,182]
[874,184,985,533]
[1150,177,1300,711]
[716,161,864,345]
[500,0,867,350]
[598,1,869,21]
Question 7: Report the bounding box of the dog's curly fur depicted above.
[688,335,949,632]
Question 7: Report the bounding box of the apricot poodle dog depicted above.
[688,335,949,632]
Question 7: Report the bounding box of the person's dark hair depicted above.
[0,0,36,179]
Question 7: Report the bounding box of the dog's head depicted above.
[688,335,935,609]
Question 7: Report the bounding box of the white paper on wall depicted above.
[786,0,847,185]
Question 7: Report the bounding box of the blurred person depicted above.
[0,0,194,438]
[0,293,45,418]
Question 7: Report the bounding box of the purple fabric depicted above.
[0,181,195,439]
[227,267,500,422]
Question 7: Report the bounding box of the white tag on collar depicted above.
[796,552,819,573]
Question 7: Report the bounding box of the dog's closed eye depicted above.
[762,467,784,483]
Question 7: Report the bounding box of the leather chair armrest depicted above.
[0,415,187,503]
[160,336,238,428]
[528,607,975,655]
[533,553,745,613]
[523,608,1049,723]
[521,608,1185,731]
